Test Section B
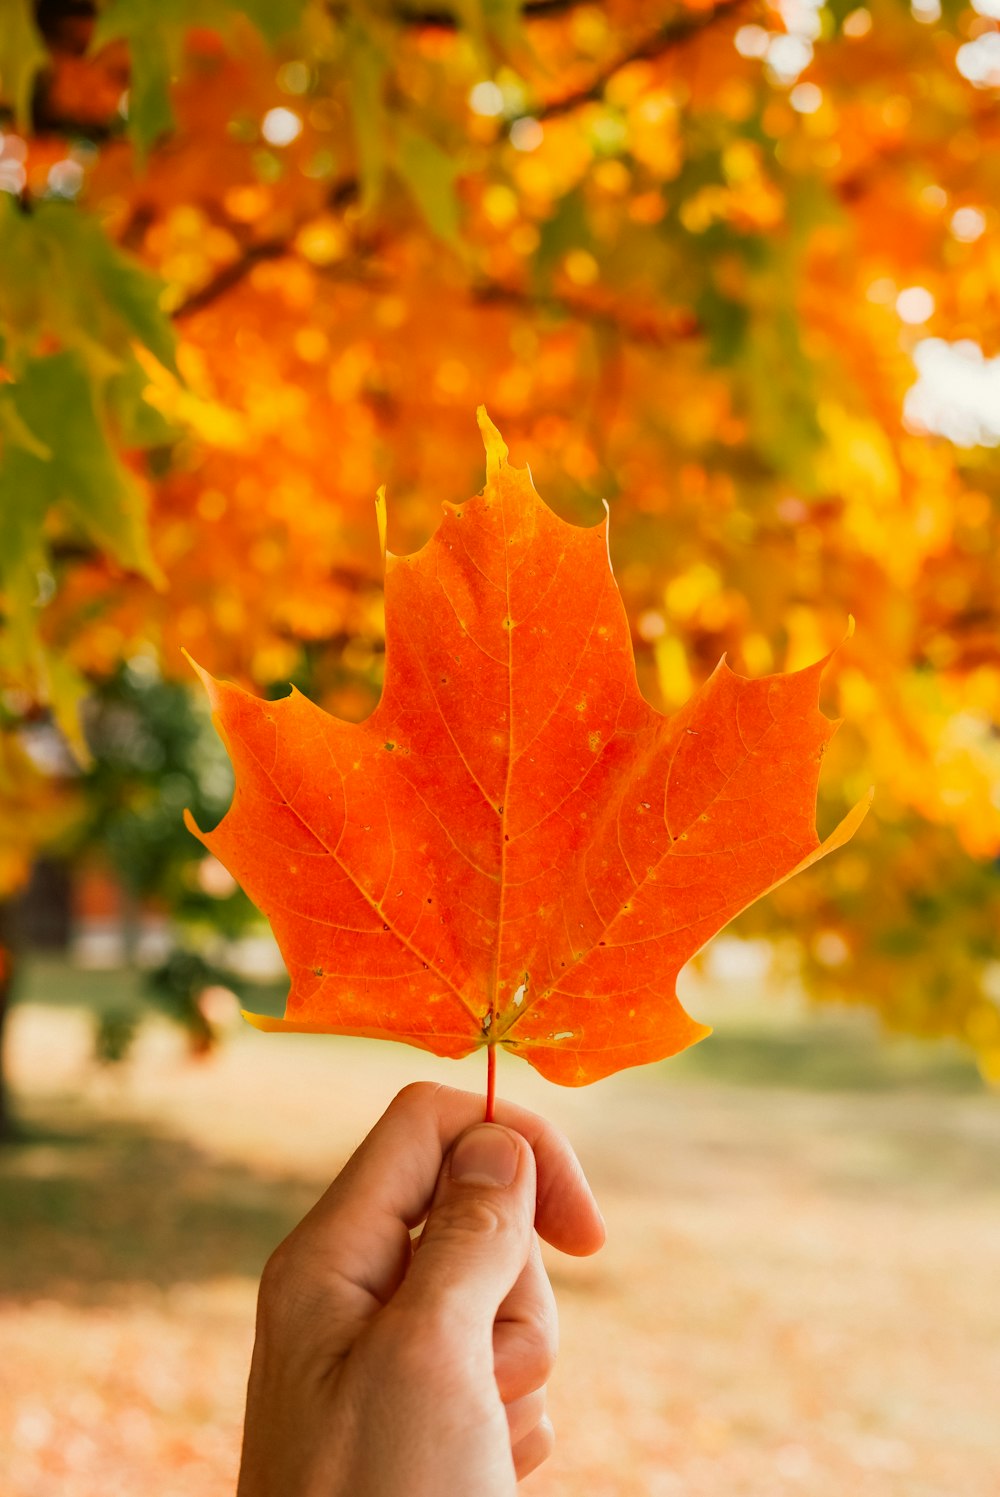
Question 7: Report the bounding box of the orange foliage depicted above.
[2,0,998,1057]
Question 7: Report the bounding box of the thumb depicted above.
[400,1123,536,1328]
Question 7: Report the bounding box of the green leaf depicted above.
[696,283,750,365]
[91,0,186,156]
[92,0,306,156]
[0,389,51,460]
[478,0,524,46]
[125,27,177,156]
[38,649,94,764]
[461,0,523,48]
[394,122,461,244]
[0,451,47,622]
[0,196,49,357]
[234,0,306,45]
[107,353,178,449]
[0,0,47,128]
[0,195,178,377]
[0,351,164,586]
[0,626,94,765]
[66,210,180,377]
[0,200,174,729]
[344,17,389,211]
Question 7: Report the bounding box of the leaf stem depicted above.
[485,1042,496,1123]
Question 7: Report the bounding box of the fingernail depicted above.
[450,1125,519,1186]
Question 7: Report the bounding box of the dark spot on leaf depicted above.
[384,741,395,751]
[313,967,324,976]
[382,923,390,931]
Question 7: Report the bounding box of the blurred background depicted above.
[1,0,998,1492]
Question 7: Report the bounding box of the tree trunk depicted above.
[0,901,17,1144]
[121,885,140,969]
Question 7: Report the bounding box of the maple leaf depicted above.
[185,412,870,1087]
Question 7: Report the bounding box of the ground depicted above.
[2,956,999,1496]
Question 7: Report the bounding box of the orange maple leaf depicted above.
[186,412,870,1088]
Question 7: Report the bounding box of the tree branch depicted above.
[172,179,359,321]
[470,280,700,346]
[328,0,585,27]
[173,220,703,349]
[535,0,754,120]
[172,238,290,320]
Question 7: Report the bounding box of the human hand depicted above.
[237,1081,605,1497]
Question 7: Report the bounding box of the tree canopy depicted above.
[1,0,998,1074]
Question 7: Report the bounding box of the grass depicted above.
[14,952,985,1097]
[671,1020,983,1094]
[15,953,288,1018]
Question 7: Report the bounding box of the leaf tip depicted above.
[182,648,219,704]
[241,1008,276,1031]
[477,405,508,480]
[375,484,388,561]
[600,497,614,575]
[182,805,204,842]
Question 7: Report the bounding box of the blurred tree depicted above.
[77,659,255,952]
[0,662,258,1134]
[0,726,80,1135]
[0,0,998,1097]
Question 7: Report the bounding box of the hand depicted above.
[237,1081,605,1497]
